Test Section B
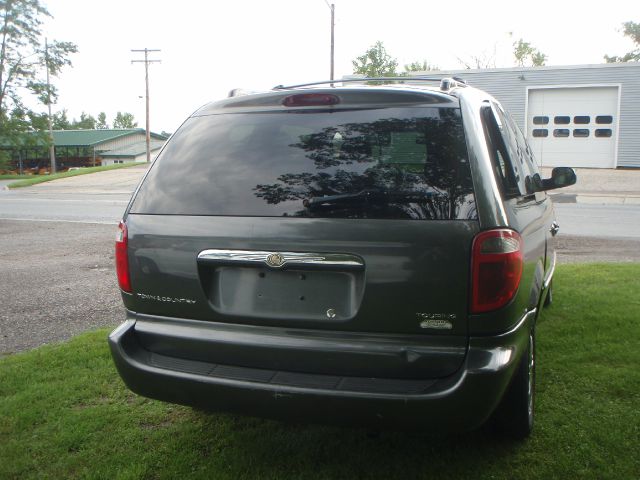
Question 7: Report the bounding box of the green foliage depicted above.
[96,111,108,129]
[0,0,77,117]
[25,42,77,107]
[403,60,439,73]
[27,110,48,131]
[0,149,9,170]
[513,38,547,67]
[51,111,107,130]
[0,0,76,166]
[72,112,96,129]
[0,0,49,118]
[0,107,49,170]
[352,41,398,79]
[530,51,547,67]
[51,109,71,129]
[113,111,138,129]
[1,264,639,479]
[604,21,640,62]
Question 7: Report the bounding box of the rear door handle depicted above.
[550,221,560,236]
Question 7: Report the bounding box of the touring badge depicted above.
[417,312,456,330]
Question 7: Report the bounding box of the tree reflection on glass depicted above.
[253,109,476,220]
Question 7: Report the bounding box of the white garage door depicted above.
[526,86,619,168]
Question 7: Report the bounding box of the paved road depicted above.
[0,165,147,223]
[554,203,640,239]
[0,193,129,224]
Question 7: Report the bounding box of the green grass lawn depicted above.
[3,163,142,188]
[1,264,638,479]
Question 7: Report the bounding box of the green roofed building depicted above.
[0,128,169,172]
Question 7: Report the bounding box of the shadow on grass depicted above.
[152,408,524,479]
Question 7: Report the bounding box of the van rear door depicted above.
[122,95,479,377]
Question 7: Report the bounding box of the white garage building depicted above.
[410,62,640,169]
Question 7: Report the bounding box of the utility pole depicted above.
[45,38,56,173]
[131,48,161,163]
[324,1,335,82]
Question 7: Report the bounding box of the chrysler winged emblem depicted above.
[265,252,285,268]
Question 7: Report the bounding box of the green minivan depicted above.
[109,77,576,438]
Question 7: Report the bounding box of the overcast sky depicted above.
[39,0,638,133]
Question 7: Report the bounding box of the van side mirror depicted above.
[541,167,577,191]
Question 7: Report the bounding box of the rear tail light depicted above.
[115,221,132,293]
[282,93,340,107]
[471,229,523,313]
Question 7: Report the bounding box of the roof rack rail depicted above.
[273,77,441,90]
[273,76,467,92]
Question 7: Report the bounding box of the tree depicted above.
[0,108,31,170]
[72,112,96,129]
[0,107,47,170]
[113,112,137,129]
[352,41,398,79]
[604,21,640,62]
[96,111,108,129]
[0,0,77,123]
[51,109,70,129]
[26,110,48,130]
[513,38,547,67]
[403,60,439,73]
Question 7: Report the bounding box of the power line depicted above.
[131,48,161,163]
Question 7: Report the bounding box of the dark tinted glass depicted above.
[573,129,589,137]
[533,116,549,125]
[495,104,541,194]
[596,115,613,124]
[574,116,590,124]
[554,116,570,125]
[553,129,570,137]
[532,129,548,137]
[131,108,476,220]
[595,129,612,138]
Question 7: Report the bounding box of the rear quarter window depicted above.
[130,106,476,220]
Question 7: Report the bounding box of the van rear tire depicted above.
[491,328,535,439]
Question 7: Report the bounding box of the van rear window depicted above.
[131,107,476,220]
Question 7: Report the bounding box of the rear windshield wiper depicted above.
[303,189,442,210]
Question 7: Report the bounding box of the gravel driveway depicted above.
[2,219,640,356]
[0,220,122,355]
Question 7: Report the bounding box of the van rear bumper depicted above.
[108,309,535,432]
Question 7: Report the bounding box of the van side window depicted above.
[502,108,541,175]
[481,105,522,197]
[492,103,540,195]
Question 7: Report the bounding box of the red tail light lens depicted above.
[471,229,523,313]
[115,221,132,293]
[282,93,340,107]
